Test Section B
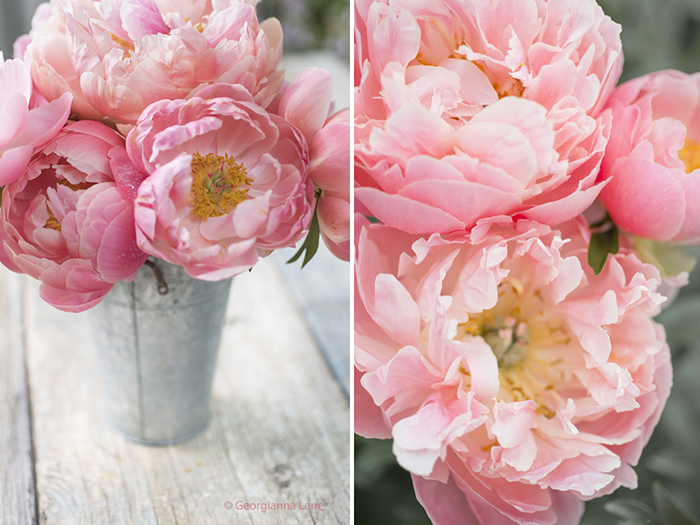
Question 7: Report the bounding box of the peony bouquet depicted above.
[0,0,350,313]
[354,0,700,523]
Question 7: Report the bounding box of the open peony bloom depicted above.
[123,83,314,280]
[355,0,620,239]
[356,96,610,235]
[355,216,671,524]
[0,52,72,186]
[309,108,350,261]
[355,0,623,124]
[598,70,700,244]
[23,0,284,126]
[0,121,148,312]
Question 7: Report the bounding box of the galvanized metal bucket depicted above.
[91,258,232,445]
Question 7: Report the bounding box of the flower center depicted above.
[58,178,93,192]
[44,206,61,231]
[455,277,566,419]
[679,138,700,173]
[472,60,525,99]
[492,78,525,99]
[413,31,526,103]
[456,278,528,362]
[110,33,135,57]
[44,178,94,231]
[481,316,529,368]
[190,152,253,220]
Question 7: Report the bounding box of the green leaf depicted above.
[588,220,620,275]
[287,189,322,268]
[604,498,659,525]
[633,237,697,278]
[652,480,700,525]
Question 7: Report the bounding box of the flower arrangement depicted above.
[354,0,700,523]
[0,0,350,313]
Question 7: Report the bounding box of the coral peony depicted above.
[0,121,148,312]
[355,96,610,235]
[0,52,72,186]
[355,216,671,524]
[274,67,350,260]
[309,108,350,261]
[598,70,700,244]
[22,0,284,125]
[355,0,623,124]
[124,83,314,280]
[354,0,621,238]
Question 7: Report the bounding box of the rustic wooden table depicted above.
[0,244,350,525]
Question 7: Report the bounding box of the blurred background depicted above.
[355,1,700,524]
[258,0,349,60]
[0,0,42,57]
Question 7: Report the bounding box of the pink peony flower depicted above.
[598,70,700,244]
[123,83,314,280]
[0,121,148,312]
[355,0,623,124]
[309,108,350,261]
[277,67,335,146]
[0,52,72,186]
[355,96,611,235]
[355,216,671,524]
[273,67,350,260]
[23,0,284,125]
[354,0,621,238]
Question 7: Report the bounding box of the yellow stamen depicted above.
[58,179,93,192]
[39,177,96,231]
[110,33,134,56]
[500,277,525,295]
[415,53,431,65]
[536,405,555,419]
[493,79,525,99]
[455,274,572,422]
[45,205,61,231]
[190,152,252,220]
[679,138,700,173]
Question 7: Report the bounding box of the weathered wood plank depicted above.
[273,246,350,397]
[215,257,350,524]
[23,257,349,524]
[0,268,37,525]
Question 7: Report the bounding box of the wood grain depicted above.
[21,257,349,524]
[0,269,37,524]
[273,246,350,397]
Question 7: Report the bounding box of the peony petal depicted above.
[354,367,392,439]
[412,474,481,525]
[278,67,334,145]
[355,187,466,235]
[601,157,685,240]
[120,0,170,40]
